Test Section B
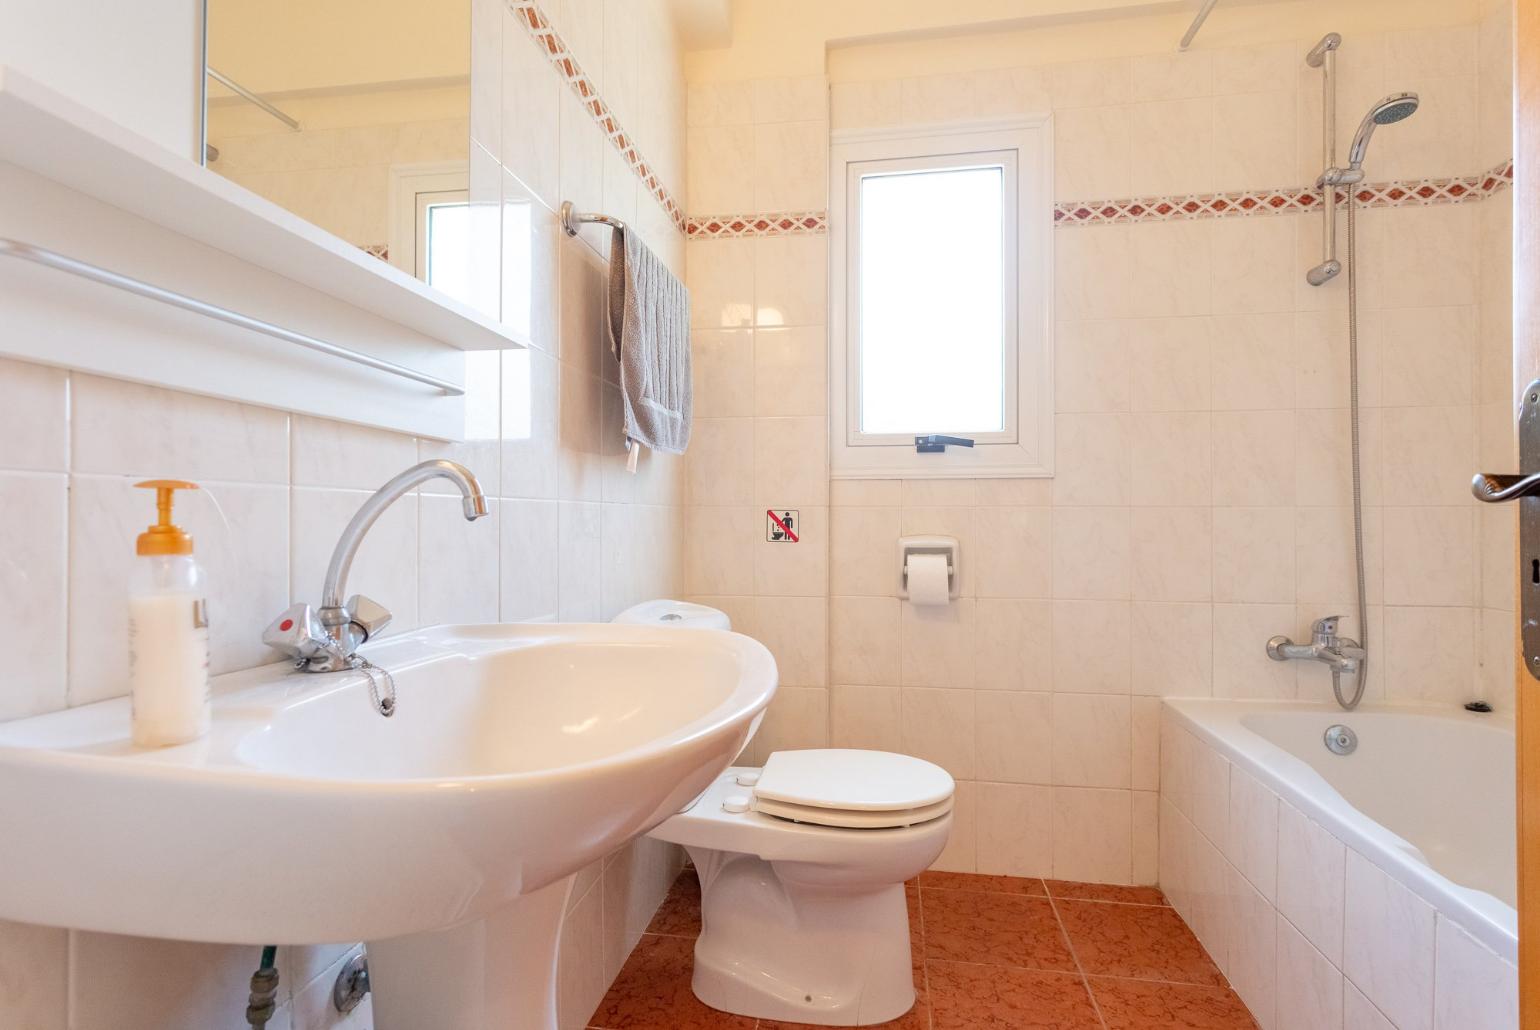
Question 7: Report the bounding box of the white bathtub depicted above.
[1159,699,1517,1030]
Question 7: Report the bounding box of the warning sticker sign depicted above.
[766,509,799,543]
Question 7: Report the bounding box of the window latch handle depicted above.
[915,435,976,453]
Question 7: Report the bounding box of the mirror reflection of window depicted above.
[202,0,471,295]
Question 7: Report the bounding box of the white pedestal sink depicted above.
[0,623,776,1029]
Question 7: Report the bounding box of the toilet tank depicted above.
[611,599,731,631]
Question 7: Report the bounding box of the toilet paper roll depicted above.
[905,553,952,606]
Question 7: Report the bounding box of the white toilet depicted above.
[612,601,955,1027]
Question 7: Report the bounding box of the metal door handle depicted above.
[1472,472,1540,503]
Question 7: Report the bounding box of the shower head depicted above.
[1346,92,1420,169]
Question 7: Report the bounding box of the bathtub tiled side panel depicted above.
[1156,707,1518,1030]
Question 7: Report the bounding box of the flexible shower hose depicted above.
[1339,190,1369,710]
[245,945,279,1029]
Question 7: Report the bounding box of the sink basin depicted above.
[0,622,776,1030]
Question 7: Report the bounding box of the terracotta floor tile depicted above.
[588,934,755,1030]
[922,888,1077,971]
[646,869,702,937]
[1044,880,1168,906]
[1090,976,1259,1029]
[1055,900,1226,987]
[928,960,1102,1029]
[919,870,1048,896]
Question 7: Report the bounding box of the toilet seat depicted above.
[753,749,954,829]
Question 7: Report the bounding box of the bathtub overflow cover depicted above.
[1323,724,1358,756]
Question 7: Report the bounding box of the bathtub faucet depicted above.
[1267,616,1365,676]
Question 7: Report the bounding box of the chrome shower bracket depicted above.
[1472,377,1540,680]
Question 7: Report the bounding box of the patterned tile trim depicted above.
[508,0,685,233]
[685,211,830,238]
[1053,159,1514,225]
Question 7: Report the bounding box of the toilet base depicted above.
[686,847,917,1026]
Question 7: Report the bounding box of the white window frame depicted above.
[829,117,1053,479]
[386,161,470,279]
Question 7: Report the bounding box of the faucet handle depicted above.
[1311,615,1342,637]
[346,594,392,642]
[263,604,328,659]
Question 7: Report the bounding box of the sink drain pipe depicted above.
[245,946,280,1029]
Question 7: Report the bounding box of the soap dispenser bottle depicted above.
[128,479,210,747]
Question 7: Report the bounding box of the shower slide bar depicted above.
[0,238,465,396]
[1178,0,1220,51]
[559,201,627,238]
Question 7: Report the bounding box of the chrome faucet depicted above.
[1267,615,1366,680]
[264,459,489,672]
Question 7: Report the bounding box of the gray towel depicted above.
[607,228,692,456]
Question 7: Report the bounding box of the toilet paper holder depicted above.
[897,535,961,600]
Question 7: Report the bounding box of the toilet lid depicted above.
[753,750,955,828]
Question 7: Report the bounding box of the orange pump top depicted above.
[134,480,198,556]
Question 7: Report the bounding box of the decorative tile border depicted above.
[1053,159,1513,226]
[508,1,685,233]
[686,211,829,238]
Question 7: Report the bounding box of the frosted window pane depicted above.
[426,202,473,306]
[859,165,1004,435]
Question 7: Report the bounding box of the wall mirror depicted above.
[202,0,476,308]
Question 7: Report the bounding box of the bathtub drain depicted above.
[1323,725,1358,755]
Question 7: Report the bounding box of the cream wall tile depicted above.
[1227,766,1279,901]
[754,326,827,417]
[976,691,1051,784]
[1128,98,1214,196]
[0,359,67,471]
[1225,864,1277,1029]
[557,366,605,502]
[1048,59,1132,108]
[754,505,827,596]
[1133,602,1213,696]
[688,239,755,328]
[977,479,1053,506]
[419,495,500,625]
[829,505,898,595]
[1379,306,1476,407]
[899,74,977,123]
[688,81,753,128]
[754,121,827,211]
[1051,600,1131,694]
[1213,507,1295,603]
[829,595,899,686]
[1344,982,1398,1030]
[750,685,830,759]
[900,598,974,688]
[932,780,977,872]
[290,416,416,491]
[1211,214,1295,315]
[1212,42,1298,95]
[1344,848,1436,1030]
[1382,506,1475,606]
[1051,693,1130,788]
[1376,205,1478,310]
[830,79,902,131]
[1295,408,1384,509]
[692,329,755,418]
[1053,105,1130,201]
[1051,786,1132,883]
[976,782,1053,877]
[1051,413,1131,506]
[1432,917,1517,1030]
[830,683,901,751]
[1129,317,1212,412]
[1130,52,1211,101]
[974,598,1053,691]
[558,235,611,375]
[685,505,754,595]
[687,418,754,504]
[1380,406,1476,507]
[1130,412,1213,507]
[974,507,1051,598]
[1213,602,1298,698]
[0,473,66,719]
[1055,225,1131,321]
[687,125,755,213]
[499,497,558,622]
[73,375,289,484]
[1277,917,1344,1030]
[1211,313,1295,411]
[752,76,827,124]
[902,480,976,507]
[1131,698,1160,790]
[70,936,259,1030]
[557,500,603,622]
[754,416,828,507]
[1213,410,1296,506]
[1132,791,1159,884]
[1384,606,1477,705]
[1052,507,1130,600]
[502,348,561,500]
[1296,506,1383,605]
[1277,802,1346,966]
[831,479,902,507]
[754,235,827,327]
[746,595,827,686]
[1127,221,1212,318]
[1055,320,1130,413]
[901,686,975,778]
[1212,90,1296,192]
[500,8,561,205]
[1131,507,1212,603]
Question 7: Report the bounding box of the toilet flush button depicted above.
[722,795,752,814]
[735,771,761,787]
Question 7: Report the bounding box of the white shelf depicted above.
[0,65,519,353]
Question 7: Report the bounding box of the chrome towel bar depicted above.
[560,201,626,238]
[0,239,464,396]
